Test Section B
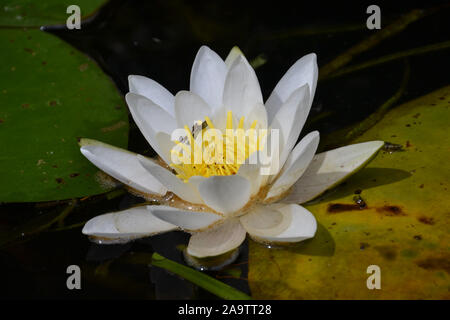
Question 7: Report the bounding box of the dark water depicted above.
[1,0,449,299]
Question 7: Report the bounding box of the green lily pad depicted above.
[0,28,128,202]
[0,0,107,27]
[248,86,450,299]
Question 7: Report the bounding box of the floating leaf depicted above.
[248,86,450,299]
[0,0,107,27]
[0,28,128,202]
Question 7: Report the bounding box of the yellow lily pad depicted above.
[248,86,450,299]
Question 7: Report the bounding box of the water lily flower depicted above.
[79,46,383,261]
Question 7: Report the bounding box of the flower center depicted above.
[170,111,266,182]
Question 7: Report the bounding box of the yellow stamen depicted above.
[170,110,265,181]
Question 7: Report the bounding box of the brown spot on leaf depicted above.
[406,140,412,148]
[24,48,35,56]
[418,216,435,225]
[416,256,450,274]
[419,184,424,188]
[376,205,405,216]
[374,245,397,261]
[49,100,57,106]
[70,173,80,178]
[413,235,422,240]
[101,120,127,133]
[55,178,65,184]
[79,63,88,72]
[327,203,367,213]
[21,103,29,109]
[412,113,421,119]
[360,242,370,250]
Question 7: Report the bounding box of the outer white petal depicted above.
[248,204,317,243]
[265,53,318,123]
[137,155,203,204]
[240,204,292,237]
[125,93,176,135]
[82,206,177,243]
[125,93,174,164]
[79,139,166,195]
[270,84,311,176]
[187,219,247,258]
[282,141,385,204]
[197,175,251,215]
[265,131,320,201]
[224,46,244,68]
[128,75,175,116]
[174,91,212,128]
[190,46,227,111]
[223,56,263,120]
[148,205,222,231]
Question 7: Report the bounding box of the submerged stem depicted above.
[319,9,425,79]
[320,61,410,150]
[343,61,410,141]
[151,252,252,300]
[323,40,450,80]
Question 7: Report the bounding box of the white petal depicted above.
[125,93,176,135]
[128,75,175,116]
[155,132,175,164]
[240,204,292,237]
[265,53,318,123]
[174,91,212,128]
[125,93,175,164]
[265,131,320,201]
[82,206,177,243]
[237,151,264,196]
[148,205,222,231]
[270,84,311,176]
[187,219,247,258]
[282,141,385,204]
[79,139,166,195]
[248,204,316,243]
[197,175,251,215]
[137,155,203,204]
[224,46,244,68]
[223,56,263,120]
[246,102,268,130]
[190,46,227,111]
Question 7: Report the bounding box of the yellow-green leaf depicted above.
[249,86,450,299]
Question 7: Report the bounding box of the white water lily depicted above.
[80,46,383,259]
